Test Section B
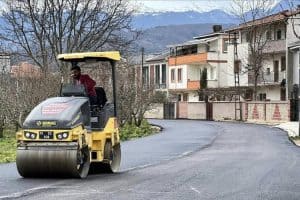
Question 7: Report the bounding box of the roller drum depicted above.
[16,142,90,178]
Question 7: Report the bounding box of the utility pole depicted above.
[141,47,144,88]
[233,32,242,121]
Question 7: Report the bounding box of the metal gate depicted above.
[206,102,213,121]
[163,103,175,119]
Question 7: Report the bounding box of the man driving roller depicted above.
[71,65,97,104]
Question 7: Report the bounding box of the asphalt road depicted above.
[1,120,300,200]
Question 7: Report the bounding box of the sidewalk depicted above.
[275,122,300,146]
[275,122,299,137]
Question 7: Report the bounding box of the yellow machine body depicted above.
[16,51,122,178]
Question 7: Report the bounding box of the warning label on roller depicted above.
[42,103,70,115]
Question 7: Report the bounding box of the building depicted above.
[228,9,300,101]
[286,10,300,99]
[167,27,229,102]
[142,52,168,92]
[10,62,42,78]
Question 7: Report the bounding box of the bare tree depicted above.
[231,0,275,100]
[0,0,138,73]
[283,0,300,39]
[0,70,60,137]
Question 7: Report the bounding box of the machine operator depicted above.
[71,65,97,104]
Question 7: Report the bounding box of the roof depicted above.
[289,40,300,49]
[193,32,227,39]
[167,37,218,48]
[145,52,169,63]
[227,9,300,32]
[57,51,121,62]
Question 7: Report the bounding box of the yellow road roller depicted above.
[16,51,121,178]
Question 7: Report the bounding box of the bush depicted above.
[0,129,16,163]
[119,120,156,141]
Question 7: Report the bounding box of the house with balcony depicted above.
[227,9,300,101]
[142,52,168,92]
[167,28,229,102]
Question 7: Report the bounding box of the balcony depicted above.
[248,71,286,85]
[155,83,167,89]
[168,53,207,66]
[262,40,286,54]
[187,80,200,90]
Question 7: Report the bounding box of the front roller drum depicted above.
[16,142,90,178]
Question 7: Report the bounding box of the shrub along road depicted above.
[1,120,299,199]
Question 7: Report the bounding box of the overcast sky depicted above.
[131,0,280,13]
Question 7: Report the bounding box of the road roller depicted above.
[16,51,121,178]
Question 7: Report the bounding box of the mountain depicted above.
[132,9,239,29]
[135,23,235,54]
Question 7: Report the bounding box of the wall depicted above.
[146,101,290,123]
[187,102,206,119]
[256,87,281,101]
[227,43,249,87]
[246,101,290,122]
[168,65,187,90]
[144,103,164,119]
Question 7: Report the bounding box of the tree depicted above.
[231,0,275,100]
[0,0,138,73]
[197,68,207,101]
[284,0,300,39]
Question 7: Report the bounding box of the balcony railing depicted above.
[262,40,286,54]
[168,53,207,66]
[155,83,167,89]
[248,71,286,85]
[187,80,200,90]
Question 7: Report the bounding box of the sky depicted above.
[131,0,280,13]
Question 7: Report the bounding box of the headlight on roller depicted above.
[56,132,69,140]
[24,131,37,139]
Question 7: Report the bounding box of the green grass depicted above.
[0,129,17,163]
[119,120,159,141]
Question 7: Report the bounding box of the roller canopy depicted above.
[57,51,121,62]
[23,97,90,129]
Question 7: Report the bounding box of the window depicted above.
[276,30,282,40]
[223,39,228,52]
[155,65,160,85]
[178,94,182,101]
[178,68,182,82]
[281,56,286,71]
[259,93,266,101]
[142,66,149,86]
[171,69,175,82]
[246,32,250,42]
[183,93,188,102]
[162,64,166,84]
[266,30,271,40]
[266,68,271,75]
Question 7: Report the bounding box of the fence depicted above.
[145,101,291,123]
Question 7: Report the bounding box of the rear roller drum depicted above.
[89,141,121,174]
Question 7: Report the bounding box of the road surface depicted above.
[1,120,300,200]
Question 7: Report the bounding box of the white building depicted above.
[167,29,229,102]
[227,11,293,101]
[287,11,300,99]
